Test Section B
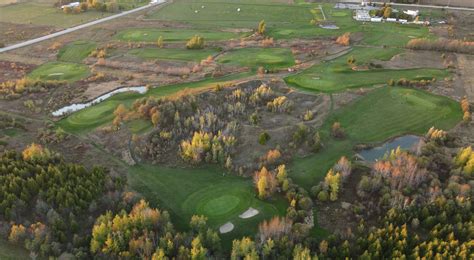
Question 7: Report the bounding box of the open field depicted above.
[218,47,295,69]
[290,86,462,188]
[116,28,244,42]
[128,164,287,246]
[0,0,110,28]
[285,47,449,92]
[128,47,219,62]
[28,62,90,82]
[58,41,97,63]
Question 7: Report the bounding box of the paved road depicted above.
[372,1,474,11]
[0,0,166,53]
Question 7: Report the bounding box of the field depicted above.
[129,164,287,246]
[58,41,97,63]
[289,87,462,188]
[0,0,110,28]
[116,28,243,42]
[28,62,90,82]
[285,47,449,92]
[218,47,295,69]
[128,47,219,62]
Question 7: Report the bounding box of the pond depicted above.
[52,86,148,117]
[358,135,421,162]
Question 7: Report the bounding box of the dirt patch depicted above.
[0,22,55,46]
[455,54,474,101]
[374,50,446,70]
[0,60,34,81]
[79,81,125,101]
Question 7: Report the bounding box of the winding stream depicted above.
[52,86,148,117]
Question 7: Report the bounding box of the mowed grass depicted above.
[0,0,110,28]
[58,41,97,63]
[0,239,30,260]
[116,28,243,42]
[28,62,90,82]
[128,47,219,62]
[57,72,251,133]
[290,87,462,189]
[218,47,295,69]
[285,47,449,92]
[147,0,313,28]
[128,164,287,247]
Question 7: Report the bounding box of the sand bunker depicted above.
[239,207,259,219]
[219,222,234,234]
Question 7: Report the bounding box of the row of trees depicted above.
[461,96,471,122]
[407,38,474,54]
[0,78,65,100]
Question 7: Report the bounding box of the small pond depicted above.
[358,135,421,162]
[52,86,148,117]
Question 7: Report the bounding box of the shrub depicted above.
[259,131,270,145]
[186,35,205,49]
[317,190,329,201]
[331,122,345,139]
[257,20,266,35]
[336,33,351,46]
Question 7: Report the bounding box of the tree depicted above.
[8,224,26,244]
[325,169,341,201]
[157,36,164,48]
[186,35,205,49]
[190,237,207,260]
[258,20,266,35]
[231,237,258,260]
[254,167,277,199]
[22,143,48,160]
[383,7,392,18]
[331,122,345,138]
[259,131,270,145]
[276,164,287,184]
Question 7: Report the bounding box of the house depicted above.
[399,19,408,24]
[403,10,419,17]
[386,18,397,22]
[61,2,80,9]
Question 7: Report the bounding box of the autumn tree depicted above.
[258,217,292,243]
[336,32,351,46]
[186,35,205,49]
[231,237,258,259]
[254,167,277,199]
[257,20,266,35]
[331,121,345,138]
[157,36,164,48]
[22,143,49,160]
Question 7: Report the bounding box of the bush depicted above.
[186,35,205,49]
[317,190,329,202]
[259,131,270,145]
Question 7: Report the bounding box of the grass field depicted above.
[128,164,287,247]
[285,47,449,92]
[0,0,110,28]
[128,47,219,62]
[58,41,97,63]
[58,72,251,133]
[28,62,90,82]
[0,239,30,260]
[289,87,462,188]
[218,47,295,69]
[116,28,243,42]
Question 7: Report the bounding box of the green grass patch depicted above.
[116,28,242,42]
[0,239,30,260]
[128,47,219,62]
[0,0,110,28]
[290,87,462,189]
[218,47,295,70]
[28,62,89,82]
[128,164,287,248]
[57,41,96,63]
[285,47,448,92]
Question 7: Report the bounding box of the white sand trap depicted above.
[48,73,64,76]
[219,222,234,234]
[239,207,259,219]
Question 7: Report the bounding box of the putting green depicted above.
[28,62,90,82]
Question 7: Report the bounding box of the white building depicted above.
[403,10,419,17]
[354,9,371,21]
[386,18,397,22]
[61,2,80,9]
[371,17,383,22]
